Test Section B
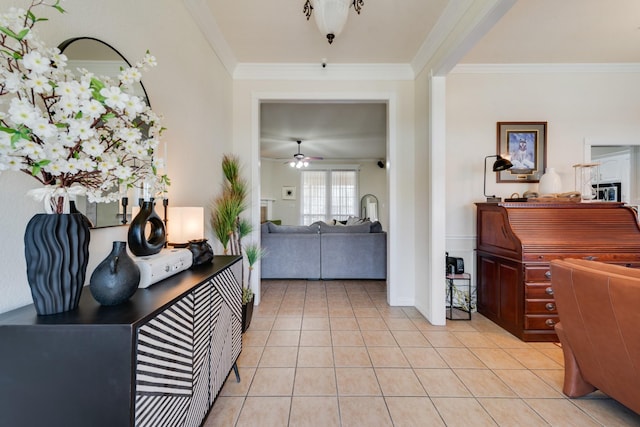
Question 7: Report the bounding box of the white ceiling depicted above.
[191,0,640,160]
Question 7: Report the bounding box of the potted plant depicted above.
[210,154,261,331]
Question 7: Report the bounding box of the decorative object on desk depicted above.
[168,207,205,247]
[496,122,547,183]
[242,243,265,332]
[188,239,214,267]
[24,212,90,315]
[128,198,166,256]
[483,154,513,202]
[538,167,562,195]
[574,163,600,200]
[89,241,140,306]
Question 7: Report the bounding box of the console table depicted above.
[476,202,640,342]
[0,255,242,427]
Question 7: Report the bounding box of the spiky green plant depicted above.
[243,243,265,303]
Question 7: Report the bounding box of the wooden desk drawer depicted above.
[525,299,557,314]
[525,283,555,299]
[524,266,551,282]
[525,315,560,330]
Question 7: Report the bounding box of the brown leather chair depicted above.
[550,258,640,415]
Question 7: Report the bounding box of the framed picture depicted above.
[282,186,296,200]
[496,122,547,183]
[593,182,621,202]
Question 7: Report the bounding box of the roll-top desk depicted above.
[476,202,640,342]
[0,255,242,427]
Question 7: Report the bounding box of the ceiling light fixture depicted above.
[304,0,364,44]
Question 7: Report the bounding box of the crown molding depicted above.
[451,63,640,74]
[183,0,237,76]
[233,63,414,81]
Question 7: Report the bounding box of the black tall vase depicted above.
[24,213,91,315]
[90,241,141,306]
[127,200,165,256]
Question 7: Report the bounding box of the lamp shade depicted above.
[492,156,513,172]
[168,207,204,245]
[312,0,350,43]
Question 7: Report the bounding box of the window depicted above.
[301,169,358,224]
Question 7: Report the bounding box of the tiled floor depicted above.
[205,280,640,426]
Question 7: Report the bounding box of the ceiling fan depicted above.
[286,140,323,168]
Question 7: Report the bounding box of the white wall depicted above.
[260,159,388,228]
[445,68,640,285]
[0,0,232,314]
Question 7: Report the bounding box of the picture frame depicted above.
[281,186,296,200]
[496,121,547,183]
[593,182,621,202]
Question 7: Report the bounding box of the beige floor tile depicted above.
[331,330,365,346]
[377,306,408,319]
[385,396,446,426]
[299,330,332,347]
[353,307,381,318]
[289,396,340,427]
[301,316,330,330]
[401,307,424,318]
[362,330,397,346]
[538,347,565,366]
[204,396,243,426]
[402,347,448,368]
[339,396,393,427]
[278,305,304,316]
[478,398,549,426]
[259,346,298,367]
[572,397,640,426]
[235,396,291,427]
[242,330,270,347]
[375,368,426,396]
[247,367,295,396]
[484,332,531,349]
[411,318,446,331]
[297,346,334,367]
[436,347,487,368]
[443,321,478,332]
[504,348,562,369]
[525,398,602,426]
[454,369,517,398]
[431,397,497,427]
[248,316,275,331]
[384,318,418,331]
[333,346,372,367]
[236,346,264,367]
[336,367,382,396]
[272,316,302,330]
[392,330,431,347]
[303,305,329,317]
[493,369,564,398]
[253,303,280,317]
[422,331,465,348]
[532,369,565,393]
[266,330,300,346]
[219,367,255,396]
[293,367,337,396]
[414,369,471,397]
[357,317,389,330]
[330,316,359,331]
[328,306,355,317]
[470,348,525,369]
[367,347,410,367]
[453,331,499,348]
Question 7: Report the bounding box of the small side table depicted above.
[446,273,472,320]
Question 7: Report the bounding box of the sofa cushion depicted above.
[319,221,371,233]
[346,216,366,225]
[267,222,318,233]
[370,221,383,233]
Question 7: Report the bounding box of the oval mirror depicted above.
[58,37,151,228]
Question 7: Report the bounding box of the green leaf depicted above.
[0,26,19,40]
[100,112,116,121]
[74,111,83,119]
[26,10,36,23]
[30,160,50,176]
[0,126,16,135]
[16,29,29,40]
[90,77,106,102]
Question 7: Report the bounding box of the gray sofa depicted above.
[260,221,387,280]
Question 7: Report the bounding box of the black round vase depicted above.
[24,213,91,315]
[187,239,214,267]
[127,200,165,256]
[90,241,141,306]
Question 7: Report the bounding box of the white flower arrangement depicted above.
[0,1,169,214]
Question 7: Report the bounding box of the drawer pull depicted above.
[545,302,556,311]
[545,319,556,327]
[545,286,554,296]
[544,270,551,279]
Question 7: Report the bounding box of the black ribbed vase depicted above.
[24,213,91,315]
[127,200,165,256]
[90,241,141,306]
